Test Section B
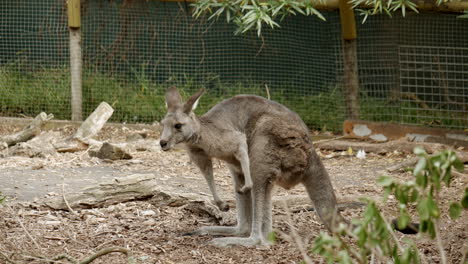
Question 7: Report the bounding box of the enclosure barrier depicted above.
[0,0,467,131]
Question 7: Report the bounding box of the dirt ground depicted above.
[0,122,466,264]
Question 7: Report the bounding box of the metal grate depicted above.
[399,45,468,129]
[0,0,467,131]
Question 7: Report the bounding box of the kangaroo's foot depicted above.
[236,183,252,194]
[183,225,250,237]
[215,200,229,212]
[209,236,272,247]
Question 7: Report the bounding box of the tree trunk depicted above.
[342,39,360,120]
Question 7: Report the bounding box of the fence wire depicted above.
[0,0,467,131]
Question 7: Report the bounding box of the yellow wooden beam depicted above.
[339,0,357,40]
[67,0,81,29]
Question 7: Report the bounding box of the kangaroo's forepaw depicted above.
[216,200,230,212]
[237,184,252,194]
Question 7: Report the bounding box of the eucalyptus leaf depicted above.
[449,202,462,219]
[462,188,468,208]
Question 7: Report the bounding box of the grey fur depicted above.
[160,87,343,246]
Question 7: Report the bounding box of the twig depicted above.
[22,254,66,263]
[314,136,345,144]
[264,84,270,100]
[52,254,78,263]
[6,205,41,252]
[381,212,404,254]
[0,251,19,264]
[336,228,364,263]
[255,34,265,57]
[78,247,133,264]
[279,201,314,264]
[62,177,78,216]
[434,219,447,264]
[401,92,430,110]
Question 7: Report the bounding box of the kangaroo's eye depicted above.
[174,123,182,129]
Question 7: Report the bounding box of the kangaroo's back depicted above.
[201,95,309,135]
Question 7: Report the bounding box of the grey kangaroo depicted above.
[159,86,344,247]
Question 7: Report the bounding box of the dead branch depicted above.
[6,205,41,252]
[74,102,114,140]
[55,102,114,153]
[278,201,314,264]
[50,247,133,264]
[45,174,159,210]
[62,179,78,216]
[386,157,419,172]
[79,247,133,264]
[316,138,463,156]
[401,92,430,110]
[0,112,53,148]
[0,251,19,264]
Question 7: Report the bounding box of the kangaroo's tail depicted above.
[302,150,347,231]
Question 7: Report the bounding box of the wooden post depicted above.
[339,0,360,120]
[68,0,83,121]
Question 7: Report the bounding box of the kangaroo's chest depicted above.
[204,146,240,165]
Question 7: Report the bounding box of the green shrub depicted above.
[313,148,466,264]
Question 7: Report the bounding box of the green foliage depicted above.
[313,148,465,263]
[192,0,325,36]
[458,10,468,19]
[192,0,463,35]
[0,192,5,204]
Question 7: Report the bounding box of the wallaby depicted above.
[159,86,344,247]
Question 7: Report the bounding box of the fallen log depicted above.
[316,138,467,156]
[386,157,419,172]
[315,138,443,154]
[55,102,114,153]
[45,173,170,209]
[0,112,54,148]
[74,102,114,140]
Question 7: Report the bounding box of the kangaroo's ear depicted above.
[183,88,205,113]
[165,86,182,112]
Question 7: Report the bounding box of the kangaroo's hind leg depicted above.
[210,150,276,247]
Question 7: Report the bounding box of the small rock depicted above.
[142,219,156,226]
[356,150,366,159]
[126,133,147,142]
[89,142,132,160]
[38,220,61,226]
[140,210,157,216]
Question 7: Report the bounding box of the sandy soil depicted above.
[0,123,466,264]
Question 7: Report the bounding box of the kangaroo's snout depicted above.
[160,140,169,151]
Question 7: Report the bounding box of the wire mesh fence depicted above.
[0,0,467,131]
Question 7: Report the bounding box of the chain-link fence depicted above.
[1,0,467,131]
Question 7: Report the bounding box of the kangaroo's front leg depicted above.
[188,150,229,211]
[235,140,253,194]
